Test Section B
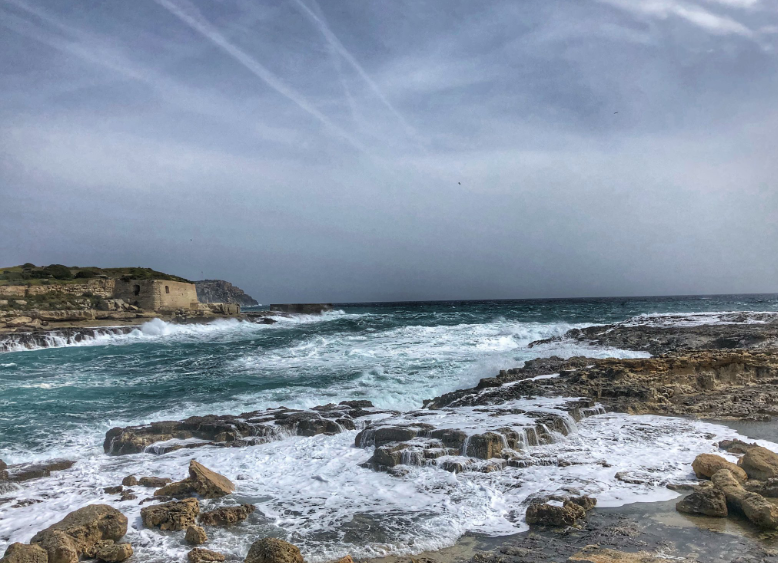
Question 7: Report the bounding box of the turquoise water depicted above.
[1,294,777,561]
[2,294,777,462]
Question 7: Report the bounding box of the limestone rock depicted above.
[567,495,597,511]
[244,538,304,563]
[712,469,778,528]
[333,557,353,563]
[103,486,122,494]
[155,461,235,499]
[739,446,778,481]
[185,525,208,545]
[568,547,682,562]
[95,542,133,562]
[199,504,255,526]
[692,453,747,482]
[0,543,48,563]
[30,504,128,563]
[138,476,171,487]
[675,483,727,517]
[0,459,6,470]
[525,500,586,527]
[140,497,199,531]
[188,548,226,563]
[719,439,758,454]
[121,475,137,487]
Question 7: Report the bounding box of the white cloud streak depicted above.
[287,0,418,139]
[153,0,367,153]
[597,0,754,36]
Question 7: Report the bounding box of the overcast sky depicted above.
[1,0,777,302]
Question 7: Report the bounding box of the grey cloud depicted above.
[1,0,777,302]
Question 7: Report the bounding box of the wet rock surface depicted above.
[199,504,256,526]
[104,401,387,455]
[529,312,778,355]
[0,460,75,483]
[154,461,235,499]
[426,350,778,420]
[188,547,226,563]
[185,525,208,545]
[244,538,304,563]
[140,497,200,531]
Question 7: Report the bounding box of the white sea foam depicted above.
[0,409,772,562]
[621,311,778,328]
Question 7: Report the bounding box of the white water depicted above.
[1,408,773,562]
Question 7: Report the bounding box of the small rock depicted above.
[188,548,225,563]
[95,542,133,563]
[692,453,747,482]
[244,538,304,563]
[199,504,255,526]
[0,543,48,563]
[138,476,172,488]
[719,439,758,454]
[185,526,208,545]
[567,495,597,511]
[103,486,123,495]
[140,497,199,531]
[676,483,728,517]
[121,476,137,487]
[333,557,353,563]
[155,461,235,499]
[119,490,137,502]
[525,500,586,527]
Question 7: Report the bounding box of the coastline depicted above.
[3,307,778,562]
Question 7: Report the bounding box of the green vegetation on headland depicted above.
[0,264,190,286]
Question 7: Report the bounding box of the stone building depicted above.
[113,279,199,311]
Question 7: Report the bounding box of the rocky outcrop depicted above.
[426,350,778,420]
[188,548,226,563]
[29,504,128,563]
[194,280,258,307]
[104,401,383,455]
[244,538,303,563]
[154,461,234,499]
[691,453,747,481]
[355,399,599,473]
[530,311,778,355]
[712,469,778,529]
[568,548,685,562]
[199,504,255,526]
[140,498,199,531]
[0,543,48,563]
[185,526,208,545]
[138,476,171,487]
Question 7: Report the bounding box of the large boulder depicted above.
[155,461,235,499]
[0,543,48,563]
[140,498,200,531]
[691,453,747,482]
[244,538,304,563]
[675,483,727,517]
[525,501,586,527]
[189,548,226,563]
[739,446,778,481]
[199,504,256,526]
[30,504,128,563]
[712,469,778,528]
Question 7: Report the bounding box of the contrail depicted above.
[288,0,417,138]
[153,0,367,153]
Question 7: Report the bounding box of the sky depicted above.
[1,0,777,303]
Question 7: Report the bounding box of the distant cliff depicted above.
[194,280,259,307]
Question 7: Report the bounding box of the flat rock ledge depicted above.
[426,350,778,420]
[104,400,388,455]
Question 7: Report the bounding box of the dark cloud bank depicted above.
[1,0,777,302]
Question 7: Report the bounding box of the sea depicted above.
[1,294,778,561]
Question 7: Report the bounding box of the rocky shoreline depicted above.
[4,311,778,562]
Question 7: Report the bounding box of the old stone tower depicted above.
[113,279,199,311]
